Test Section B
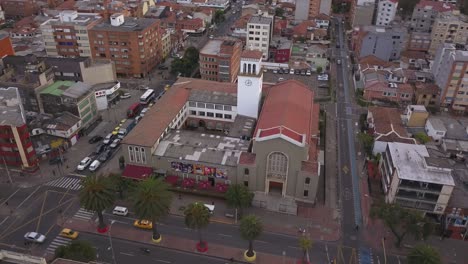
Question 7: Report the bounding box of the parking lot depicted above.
[262,70,330,98]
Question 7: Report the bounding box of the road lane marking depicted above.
[0,216,9,226]
[256,240,269,244]
[120,252,134,256]
[218,233,232,237]
[2,188,20,203]
[154,259,171,263]
[36,191,49,232]
[17,185,41,209]
[288,246,300,250]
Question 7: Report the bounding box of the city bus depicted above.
[127,102,141,118]
[140,89,155,105]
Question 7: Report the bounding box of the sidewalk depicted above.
[62,218,299,264]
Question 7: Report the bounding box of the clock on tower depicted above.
[245,79,252,86]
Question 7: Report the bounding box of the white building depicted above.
[425,117,447,142]
[246,15,273,60]
[379,142,454,215]
[376,0,398,26]
[237,50,263,119]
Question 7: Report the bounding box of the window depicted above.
[244,168,249,175]
[197,102,206,108]
[303,190,309,197]
[267,152,288,179]
[190,110,196,115]
[215,113,223,118]
[305,177,310,184]
[224,105,232,111]
[215,104,223,110]
[224,114,232,119]
[199,111,205,116]
[244,181,249,187]
[207,112,214,117]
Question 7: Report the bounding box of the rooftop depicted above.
[44,12,102,27]
[387,142,454,186]
[367,106,416,144]
[189,89,237,106]
[91,17,159,32]
[430,116,468,140]
[44,112,81,131]
[200,39,223,55]
[416,0,456,12]
[0,87,25,127]
[62,82,93,99]
[154,130,248,167]
[40,81,75,97]
[248,15,272,25]
[241,50,263,59]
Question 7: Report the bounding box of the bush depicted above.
[55,241,96,262]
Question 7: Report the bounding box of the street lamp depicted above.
[108,220,117,264]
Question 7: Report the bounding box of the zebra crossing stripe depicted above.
[45,177,83,190]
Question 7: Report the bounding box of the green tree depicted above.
[184,202,211,248]
[414,132,431,144]
[358,132,374,157]
[225,184,254,218]
[170,47,200,77]
[184,47,200,65]
[108,173,136,199]
[240,215,263,258]
[214,10,225,24]
[79,175,115,230]
[298,236,312,264]
[370,202,430,247]
[408,245,441,264]
[275,8,285,17]
[132,178,172,242]
[316,66,323,74]
[55,241,96,262]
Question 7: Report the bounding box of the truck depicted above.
[118,119,136,139]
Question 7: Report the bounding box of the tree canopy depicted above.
[171,47,200,77]
[240,215,263,257]
[358,132,374,157]
[275,8,285,18]
[370,202,432,247]
[408,245,442,264]
[79,175,115,229]
[184,202,211,246]
[213,10,225,24]
[398,0,419,19]
[55,241,96,262]
[225,184,254,216]
[414,132,431,144]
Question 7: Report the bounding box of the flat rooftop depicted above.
[91,17,158,32]
[189,89,237,106]
[46,13,102,26]
[248,15,272,25]
[0,87,25,127]
[200,39,223,55]
[388,142,455,186]
[40,81,74,97]
[154,130,249,167]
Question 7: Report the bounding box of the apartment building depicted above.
[379,142,454,215]
[0,87,38,170]
[432,43,468,112]
[429,11,468,55]
[41,11,102,57]
[199,38,242,83]
[160,29,171,60]
[0,0,39,18]
[410,0,456,33]
[88,14,162,78]
[246,15,273,60]
[294,0,330,21]
[352,25,407,61]
[376,0,398,26]
[351,0,376,28]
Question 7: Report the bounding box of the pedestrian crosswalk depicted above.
[73,207,95,221]
[45,176,82,191]
[45,236,71,255]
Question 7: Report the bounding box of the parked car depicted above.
[95,143,107,154]
[60,228,79,239]
[89,160,101,172]
[77,157,92,171]
[24,232,46,243]
[98,149,112,162]
[134,219,153,229]
[295,69,301,75]
[103,133,114,144]
[301,70,306,76]
[289,69,295,74]
[306,70,311,76]
[88,135,103,144]
[273,69,278,74]
[140,108,149,117]
[209,35,214,39]
[278,77,285,82]
[120,93,131,99]
[110,139,121,149]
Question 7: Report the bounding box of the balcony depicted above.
[396,189,439,203]
[395,198,435,212]
[399,180,442,193]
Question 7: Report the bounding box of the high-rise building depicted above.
[40,11,103,58]
[199,38,242,83]
[88,13,162,78]
[1,0,39,18]
[375,0,398,26]
[246,15,273,60]
[409,0,456,33]
[352,25,407,61]
[429,11,468,55]
[351,0,376,28]
[432,43,468,112]
[0,87,38,170]
[294,0,331,22]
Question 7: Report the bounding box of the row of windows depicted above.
[128,146,146,164]
[248,25,269,30]
[190,110,232,119]
[248,37,268,41]
[188,101,232,111]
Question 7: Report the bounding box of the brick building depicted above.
[0,0,39,18]
[0,87,38,171]
[0,33,14,57]
[199,38,242,83]
[88,13,162,78]
[40,10,103,57]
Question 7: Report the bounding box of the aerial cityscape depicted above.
[0,0,467,263]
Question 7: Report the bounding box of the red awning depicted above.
[122,165,153,180]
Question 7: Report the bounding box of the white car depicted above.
[209,35,214,39]
[120,93,131,99]
[140,108,149,117]
[103,133,114,144]
[110,138,121,148]
[289,69,294,74]
[278,77,285,82]
[24,232,46,243]
[89,160,101,172]
[77,157,92,171]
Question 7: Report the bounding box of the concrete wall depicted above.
[359,29,407,61]
[352,3,375,28]
[81,61,117,85]
[294,0,310,22]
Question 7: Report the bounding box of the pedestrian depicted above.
[355,225,359,231]
[52,170,56,176]
[5,201,8,206]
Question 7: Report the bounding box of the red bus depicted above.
[127,102,141,118]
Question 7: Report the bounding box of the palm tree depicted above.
[79,175,115,230]
[225,184,253,218]
[240,215,263,261]
[298,236,312,264]
[408,245,441,264]
[184,202,211,250]
[108,173,136,199]
[132,178,172,242]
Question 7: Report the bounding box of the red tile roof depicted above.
[255,80,317,146]
[367,106,416,144]
[239,152,256,165]
[359,55,393,68]
[122,165,153,180]
[241,50,263,59]
[292,20,316,36]
[415,0,456,12]
[122,78,236,147]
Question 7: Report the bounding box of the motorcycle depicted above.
[140,247,150,254]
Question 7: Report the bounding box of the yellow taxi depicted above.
[112,126,120,135]
[133,219,153,229]
[60,228,79,239]
[164,84,170,91]
[119,119,127,125]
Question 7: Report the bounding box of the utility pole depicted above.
[108,220,117,264]
[382,237,387,264]
[2,156,13,184]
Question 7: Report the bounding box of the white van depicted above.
[89,160,101,172]
[112,206,128,216]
